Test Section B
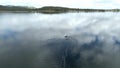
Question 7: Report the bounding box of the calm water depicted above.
[0,12,120,68]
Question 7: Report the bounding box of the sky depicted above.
[0,0,120,9]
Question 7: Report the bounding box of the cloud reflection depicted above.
[0,12,120,68]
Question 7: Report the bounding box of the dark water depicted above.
[0,12,120,68]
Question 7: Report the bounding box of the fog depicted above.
[0,12,120,68]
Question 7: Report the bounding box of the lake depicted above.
[0,12,120,68]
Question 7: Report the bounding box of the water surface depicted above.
[0,12,120,68]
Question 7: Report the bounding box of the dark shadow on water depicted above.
[0,33,120,68]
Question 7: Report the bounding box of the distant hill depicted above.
[0,5,30,11]
[0,5,120,13]
[35,6,71,13]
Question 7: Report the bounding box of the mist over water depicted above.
[0,12,120,68]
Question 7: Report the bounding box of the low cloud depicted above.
[0,0,120,9]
